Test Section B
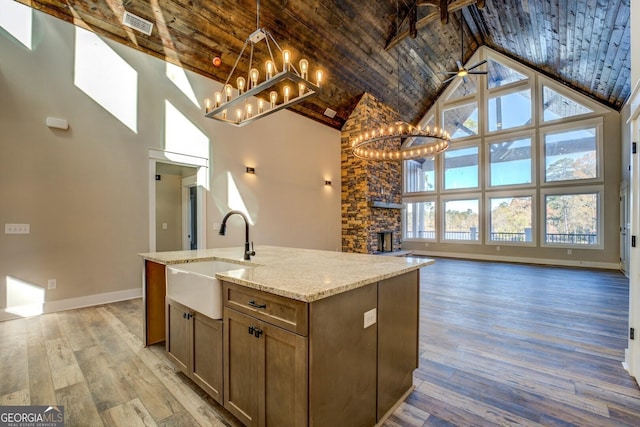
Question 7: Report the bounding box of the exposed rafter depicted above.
[385,0,485,50]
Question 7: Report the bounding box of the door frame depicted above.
[621,184,630,276]
[148,149,208,252]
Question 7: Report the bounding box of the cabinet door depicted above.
[224,308,260,426]
[166,299,190,374]
[262,322,307,427]
[192,313,223,404]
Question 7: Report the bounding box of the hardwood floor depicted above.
[1,258,639,426]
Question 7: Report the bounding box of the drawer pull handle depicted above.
[253,328,263,338]
[248,326,255,335]
[248,300,266,309]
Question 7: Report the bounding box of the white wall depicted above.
[0,4,341,315]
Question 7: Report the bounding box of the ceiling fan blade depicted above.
[468,71,488,75]
[443,75,457,83]
[456,60,464,70]
[441,71,459,75]
[467,60,487,71]
[462,76,468,84]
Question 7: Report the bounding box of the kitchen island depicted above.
[139,245,433,427]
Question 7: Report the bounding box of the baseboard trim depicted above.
[409,250,620,270]
[0,288,142,322]
[44,288,142,314]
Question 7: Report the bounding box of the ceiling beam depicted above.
[385,0,484,50]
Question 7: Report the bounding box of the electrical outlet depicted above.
[364,308,377,329]
[162,222,168,230]
[48,279,57,289]
[5,224,30,234]
[567,249,572,255]
[496,246,501,251]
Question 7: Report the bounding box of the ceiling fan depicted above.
[442,22,487,84]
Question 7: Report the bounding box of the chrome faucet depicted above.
[219,210,255,261]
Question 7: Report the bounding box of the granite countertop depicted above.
[139,246,434,302]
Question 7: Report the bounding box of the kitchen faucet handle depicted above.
[250,241,256,256]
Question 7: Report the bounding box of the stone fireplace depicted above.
[341,93,402,254]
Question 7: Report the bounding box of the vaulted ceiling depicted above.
[19,0,631,130]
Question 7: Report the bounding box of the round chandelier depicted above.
[351,121,451,161]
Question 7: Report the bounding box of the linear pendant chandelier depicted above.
[204,0,323,127]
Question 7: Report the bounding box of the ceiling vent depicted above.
[122,11,154,36]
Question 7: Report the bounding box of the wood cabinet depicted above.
[223,284,308,427]
[377,270,419,420]
[223,271,419,427]
[166,298,223,404]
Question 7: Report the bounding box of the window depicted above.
[487,59,527,89]
[402,48,606,251]
[444,145,479,190]
[443,102,479,138]
[446,78,477,100]
[404,200,436,240]
[489,137,532,186]
[404,157,435,193]
[488,89,532,132]
[543,85,593,122]
[489,195,533,243]
[443,199,479,241]
[544,191,600,246]
[544,125,598,182]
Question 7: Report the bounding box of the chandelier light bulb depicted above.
[224,84,233,102]
[299,59,309,80]
[298,82,306,97]
[258,98,264,114]
[283,49,291,71]
[316,70,323,87]
[250,68,259,88]
[283,85,291,102]
[246,103,253,118]
[236,77,246,95]
[205,98,211,113]
[270,90,278,108]
[236,108,243,122]
[266,60,274,79]
[214,91,222,107]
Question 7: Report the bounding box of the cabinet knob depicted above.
[253,328,263,338]
[248,326,255,335]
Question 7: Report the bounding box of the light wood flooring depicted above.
[1,258,639,426]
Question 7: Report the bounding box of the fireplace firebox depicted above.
[377,231,393,253]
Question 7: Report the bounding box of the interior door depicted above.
[182,175,198,250]
[621,186,630,275]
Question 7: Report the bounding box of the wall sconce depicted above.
[246,167,256,174]
[324,180,332,186]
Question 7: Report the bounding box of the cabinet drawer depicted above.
[223,282,308,336]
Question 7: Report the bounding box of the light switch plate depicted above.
[364,308,377,329]
[5,224,30,234]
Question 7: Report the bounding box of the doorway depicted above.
[148,149,208,252]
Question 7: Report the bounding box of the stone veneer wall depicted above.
[341,93,403,254]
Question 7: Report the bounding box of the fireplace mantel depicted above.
[368,201,403,209]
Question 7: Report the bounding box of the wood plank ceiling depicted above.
[18,0,631,130]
